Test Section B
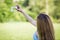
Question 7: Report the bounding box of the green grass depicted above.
[0,22,60,40]
[53,23,60,40]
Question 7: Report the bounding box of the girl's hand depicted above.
[16,5,23,13]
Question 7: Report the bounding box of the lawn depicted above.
[0,22,60,40]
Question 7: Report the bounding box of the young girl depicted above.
[37,14,55,40]
[16,5,55,40]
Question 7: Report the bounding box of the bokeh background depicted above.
[0,0,60,40]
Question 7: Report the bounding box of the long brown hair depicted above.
[37,13,55,40]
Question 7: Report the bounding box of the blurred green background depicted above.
[0,0,60,40]
[0,0,60,23]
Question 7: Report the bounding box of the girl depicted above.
[37,14,55,40]
[16,5,55,40]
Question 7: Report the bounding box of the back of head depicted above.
[37,13,55,40]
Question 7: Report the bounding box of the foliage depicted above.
[54,0,60,19]
[0,0,60,23]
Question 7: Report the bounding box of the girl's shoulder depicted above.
[33,32,38,40]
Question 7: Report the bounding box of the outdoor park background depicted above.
[0,0,60,40]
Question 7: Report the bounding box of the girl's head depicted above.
[37,13,55,40]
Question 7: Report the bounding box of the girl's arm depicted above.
[16,5,36,26]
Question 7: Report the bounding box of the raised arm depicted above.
[16,5,36,26]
